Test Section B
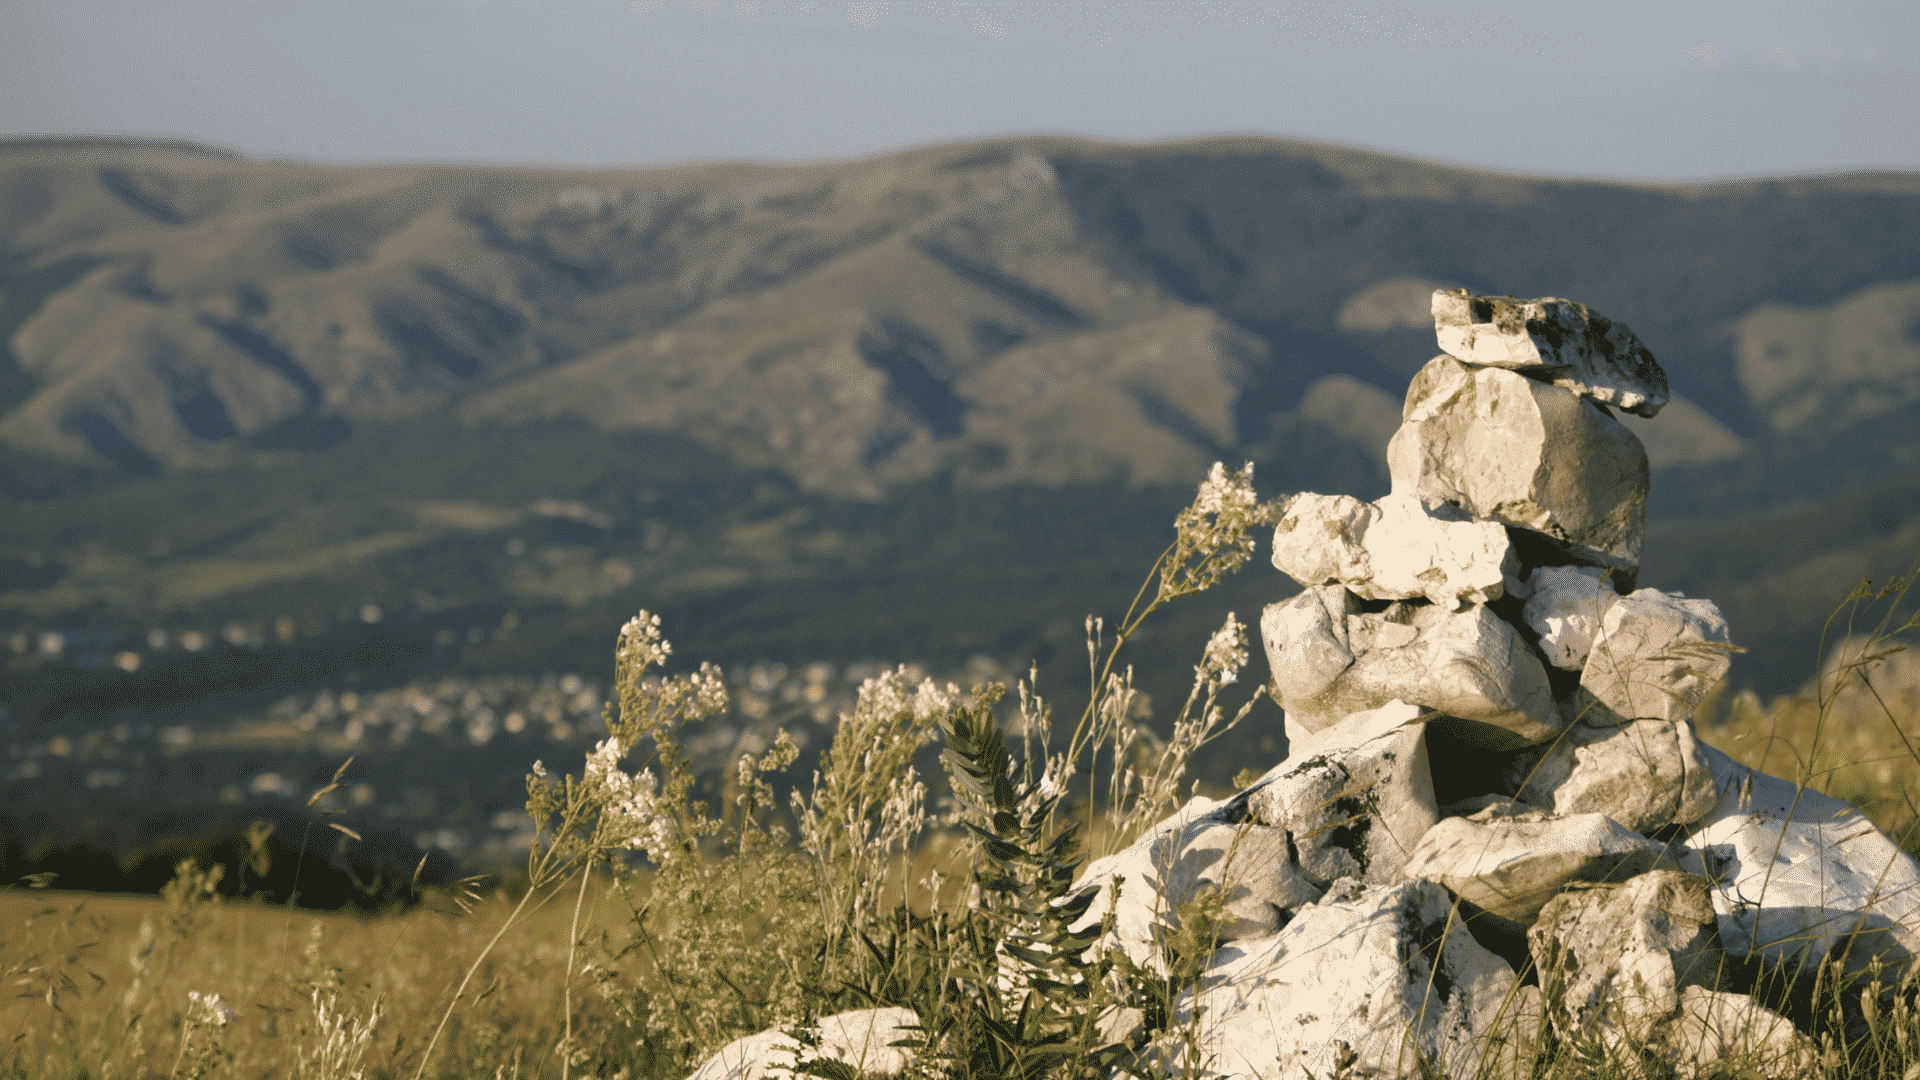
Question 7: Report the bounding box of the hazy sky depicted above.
[3,0,1916,182]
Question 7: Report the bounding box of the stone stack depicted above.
[1074,290,1920,1079]
[689,290,1920,1080]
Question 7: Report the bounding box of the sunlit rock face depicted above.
[1269,491,1518,610]
[1387,354,1650,578]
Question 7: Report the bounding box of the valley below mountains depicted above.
[2,133,1919,874]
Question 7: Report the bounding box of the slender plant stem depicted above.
[166,1016,192,1080]
[561,859,594,1080]
[412,877,550,1080]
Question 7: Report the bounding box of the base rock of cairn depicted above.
[689,291,1920,1079]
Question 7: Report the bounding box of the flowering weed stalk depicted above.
[1063,463,1280,855]
[167,990,233,1080]
[413,612,728,1080]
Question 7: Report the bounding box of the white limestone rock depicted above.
[1263,587,1563,748]
[1388,354,1650,577]
[1506,718,1719,834]
[1675,743,1920,983]
[1528,871,1726,1049]
[1242,703,1440,887]
[1580,588,1733,725]
[1431,289,1670,418]
[685,1008,919,1080]
[1521,564,1620,670]
[1656,987,1817,1078]
[1270,491,1518,610]
[1070,803,1322,973]
[1261,585,1358,732]
[1403,798,1678,932]
[1170,877,1539,1080]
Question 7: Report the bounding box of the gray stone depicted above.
[1263,587,1563,748]
[1431,288,1670,418]
[1243,705,1439,887]
[1580,588,1733,725]
[1675,742,1920,984]
[1387,354,1650,577]
[686,1007,919,1080]
[1169,877,1539,1080]
[1270,491,1518,610]
[1402,798,1679,931]
[1071,802,1322,973]
[1521,564,1620,670]
[1505,718,1719,834]
[1528,871,1726,1049]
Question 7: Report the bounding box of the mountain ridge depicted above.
[5,132,1918,499]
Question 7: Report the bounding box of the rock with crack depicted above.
[1236,701,1440,887]
[1387,354,1649,578]
[1262,586,1563,748]
[1528,871,1727,1051]
[1402,797,1679,933]
[685,1007,919,1080]
[1578,588,1733,725]
[1069,799,1322,973]
[1673,743,1920,984]
[1167,877,1541,1080]
[1505,718,1719,834]
[1521,564,1621,670]
[1270,490,1519,609]
[1430,288,1670,418]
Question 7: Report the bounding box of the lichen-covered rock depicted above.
[1521,564,1620,670]
[1529,871,1725,1048]
[1070,801,1322,972]
[1270,490,1518,609]
[685,1008,919,1080]
[1403,798,1678,932]
[1169,877,1539,1080]
[1262,587,1563,748]
[1242,705,1439,886]
[1506,718,1719,834]
[1431,288,1670,418]
[1388,354,1649,577]
[1675,743,1920,983]
[1580,588,1733,725]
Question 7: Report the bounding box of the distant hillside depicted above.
[2,132,1918,730]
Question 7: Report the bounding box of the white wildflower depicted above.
[1192,461,1258,517]
[616,611,672,671]
[582,738,673,855]
[912,679,960,722]
[1199,611,1249,687]
[854,667,960,724]
[688,661,729,715]
[188,990,234,1027]
[1162,461,1276,602]
[531,759,547,778]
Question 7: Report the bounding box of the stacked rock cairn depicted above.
[691,291,1920,1080]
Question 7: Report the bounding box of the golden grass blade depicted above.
[328,823,362,842]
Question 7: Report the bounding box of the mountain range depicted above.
[3,133,1919,761]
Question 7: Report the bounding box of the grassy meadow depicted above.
[6,473,1920,1080]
